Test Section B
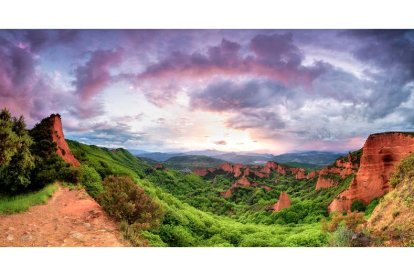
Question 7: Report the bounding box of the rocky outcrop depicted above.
[154,163,165,170]
[234,177,251,187]
[261,161,288,176]
[329,132,414,212]
[193,168,208,176]
[315,176,337,189]
[50,114,80,167]
[194,160,313,180]
[290,167,306,180]
[315,153,359,190]
[306,171,318,179]
[273,192,291,211]
[221,189,233,198]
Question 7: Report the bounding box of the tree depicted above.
[0,109,35,193]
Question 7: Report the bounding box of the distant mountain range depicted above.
[133,149,345,169]
[163,155,226,170]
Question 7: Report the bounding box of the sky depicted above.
[1,29,414,154]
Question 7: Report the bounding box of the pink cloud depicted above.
[73,48,124,101]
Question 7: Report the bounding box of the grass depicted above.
[0,184,58,214]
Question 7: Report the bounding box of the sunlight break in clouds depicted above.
[1,30,414,153]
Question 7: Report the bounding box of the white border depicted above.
[1,1,414,275]
[0,0,413,28]
[1,247,413,276]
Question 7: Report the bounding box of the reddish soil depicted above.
[0,186,128,247]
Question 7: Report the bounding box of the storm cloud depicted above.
[1,29,414,153]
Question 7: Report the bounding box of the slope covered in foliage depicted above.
[367,153,414,246]
[68,140,329,247]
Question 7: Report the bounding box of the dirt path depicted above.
[0,186,129,247]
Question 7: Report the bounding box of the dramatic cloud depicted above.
[1,30,414,153]
[129,34,325,106]
[190,80,289,111]
[73,48,124,101]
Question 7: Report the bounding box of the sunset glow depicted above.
[1,30,414,153]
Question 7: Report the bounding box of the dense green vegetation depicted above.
[145,164,354,226]
[0,109,35,193]
[68,140,148,179]
[78,165,103,198]
[0,109,356,247]
[0,109,75,194]
[0,184,58,214]
[68,140,339,246]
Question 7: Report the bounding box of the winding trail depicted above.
[0,186,129,247]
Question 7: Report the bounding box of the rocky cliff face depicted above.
[194,160,314,198]
[273,192,291,211]
[315,153,359,190]
[193,161,310,180]
[49,114,80,167]
[329,132,414,212]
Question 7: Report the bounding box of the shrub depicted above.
[158,225,197,247]
[364,198,380,217]
[351,200,366,212]
[322,212,366,232]
[330,223,353,247]
[79,165,103,198]
[390,153,414,188]
[98,176,164,230]
[285,229,328,247]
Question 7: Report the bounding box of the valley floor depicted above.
[0,186,128,247]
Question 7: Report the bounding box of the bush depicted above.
[285,229,328,247]
[98,176,164,230]
[79,165,103,198]
[322,212,365,232]
[158,225,197,247]
[351,200,366,212]
[390,153,414,188]
[330,223,353,247]
[364,198,380,217]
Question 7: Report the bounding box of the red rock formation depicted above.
[315,153,360,190]
[329,132,414,212]
[220,162,233,173]
[193,168,208,176]
[290,168,306,180]
[242,167,250,177]
[50,114,80,167]
[315,176,336,189]
[232,164,244,177]
[306,171,318,179]
[262,161,287,176]
[262,185,272,191]
[154,163,165,170]
[273,192,291,211]
[221,189,233,198]
[235,177,251,187]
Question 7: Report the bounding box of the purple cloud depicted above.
[73,48,124,101]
